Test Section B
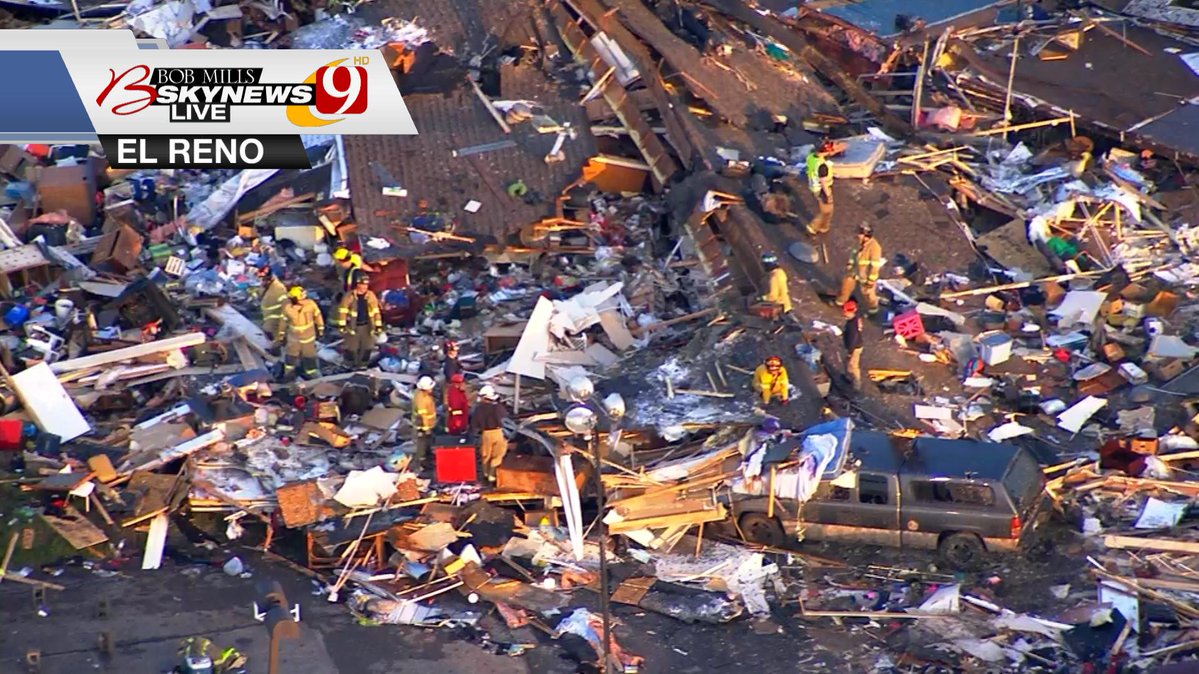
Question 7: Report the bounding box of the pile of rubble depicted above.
[13,0,1199,671]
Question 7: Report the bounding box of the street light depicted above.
[562,377,613,674]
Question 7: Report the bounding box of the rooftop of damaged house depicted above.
[10,0,1199,672]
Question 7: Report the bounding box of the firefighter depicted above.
[275,286,324,380]
[445,371,470,435]
[471,385,509,482]
[759,252,792,314]
[258,263,287,337]
[835,224,883,315]
[411,376,437,469]
[806,140,836,235]
[335,270,384,369]
[332,246,372,291]
[752,355,790,405]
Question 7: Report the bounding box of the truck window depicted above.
[911,480,995,507]
[1002,450,1045,511]
[858,474,889,505]
[813,483,850,502]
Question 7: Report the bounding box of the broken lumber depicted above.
[50,332,207,373]
[1103,535,1199,554]
[697,0,913,137]
[468,76,511,134]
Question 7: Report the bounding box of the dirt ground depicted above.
[0,470,1086,674]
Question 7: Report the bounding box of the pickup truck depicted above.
[730,430,1048,569]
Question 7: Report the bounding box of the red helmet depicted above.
[450,372,466,383]
[843,299,858,313]
[765,356,783,368]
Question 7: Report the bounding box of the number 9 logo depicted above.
[315,65,368,116]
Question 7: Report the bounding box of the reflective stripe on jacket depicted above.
[848,237,883,284]
[261,278,287,323]
[335,289,383,331]
[277,298,324,343]
[807,154,832,192]
[412,389,437,432]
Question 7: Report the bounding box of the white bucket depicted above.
[54,299,75,322]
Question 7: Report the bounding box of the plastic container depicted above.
[977,331,1013,366]
[892,310,925,339]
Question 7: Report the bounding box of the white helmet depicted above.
[417,376,435,391]
[479,384,497,400]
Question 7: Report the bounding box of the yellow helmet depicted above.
[288,286,306,300]
[333,247,350,261]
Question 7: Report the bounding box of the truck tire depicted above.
[739,513,785,548]
[939,533,985,570]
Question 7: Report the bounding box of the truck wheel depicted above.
[739,513,785,548]
[939,533,985,570]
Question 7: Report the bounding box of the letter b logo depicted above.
[314,65,367,115]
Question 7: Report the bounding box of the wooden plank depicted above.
[141,512,169,570]
[42,506,108,550]
[0,533,17,584]
[1103,535,1199,554]
[50,332,207,373]
[598,310,635,350]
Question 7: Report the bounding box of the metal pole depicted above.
[593,432,612,673]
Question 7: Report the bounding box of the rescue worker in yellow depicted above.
[759,252,792,314]
[806,140,836,235]
[332,246,374,292]
[257,263,287,338]
[275,286,325,380]
[411,376,438,470]
[752,356,790,406]
[335,270,384,369]
[835,223,883,315]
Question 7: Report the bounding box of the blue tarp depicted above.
[819,0,1001,38]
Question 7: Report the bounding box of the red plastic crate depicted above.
[892,310,925,339]
[0,419,22,450]
[435,445,478,483]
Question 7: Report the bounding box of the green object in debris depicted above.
[1046,236,1080,260]
[507,180,528,198]
[148,243,173,262]
[765,42,790,61]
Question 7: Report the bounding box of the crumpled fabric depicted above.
[554,609,643,669]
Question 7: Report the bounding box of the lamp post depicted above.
[563,377,613,674]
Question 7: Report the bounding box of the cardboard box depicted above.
[37,163,97,224]
[1149,358,1186,382]
[497,454,589,495]
[90,224,142,273]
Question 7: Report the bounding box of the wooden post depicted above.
[1003,36,1020,142]
[1069,109,1077,138]
[767,466,778,519]
[513,374,521,413]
